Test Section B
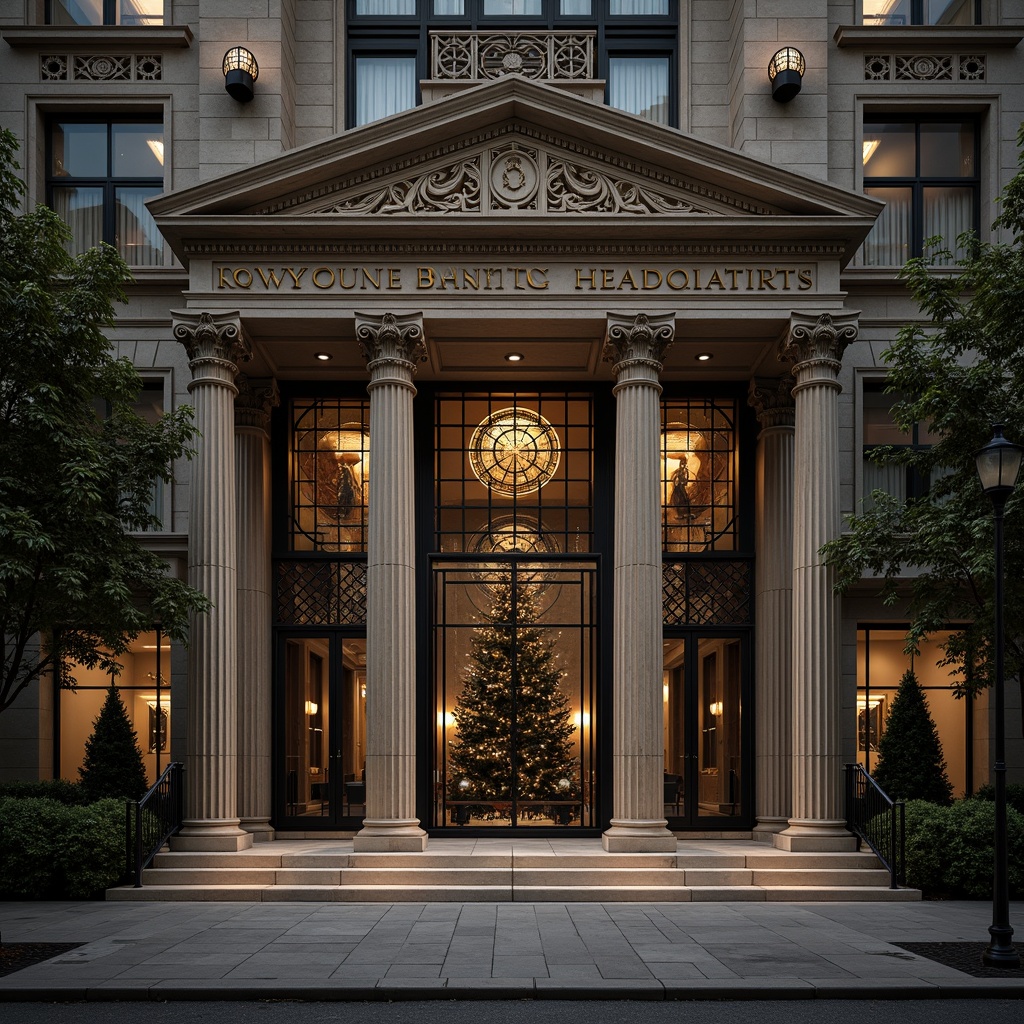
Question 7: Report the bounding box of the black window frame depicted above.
[45,114,165,264]
[46,0,165,26]
[861,114,981,264]
[862,381,937,503]
[346,0,678,128]
[861,0,981,25]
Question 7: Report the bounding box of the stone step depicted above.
[741,851,887,870]
[749,868,892,886]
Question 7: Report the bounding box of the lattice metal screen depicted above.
[661,398,738,552]
[435,392,593,554]
[290,398,370,552]
[662,560,752,626]
[276,560,367,626]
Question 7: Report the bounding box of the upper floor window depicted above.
[861,0,980,25]
[862,382,941,506]
[47,0,164,26]
[856,116,979,267]
[47,117,167,267]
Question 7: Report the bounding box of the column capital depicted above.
[235,375,280,432]
[748,375,796,430]
[356,312,426,373]
[173,311,252,389]
[779,311,859,380]
[603,312,674,384]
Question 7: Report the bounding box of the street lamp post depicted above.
[974,424,1023,969]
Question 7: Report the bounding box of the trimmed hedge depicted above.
[0,796,125,898]
[971,783,1024,818]
[902,797,1024,899]
[0,778,89,805]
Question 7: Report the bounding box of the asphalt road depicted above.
[2,1001,1023,1024]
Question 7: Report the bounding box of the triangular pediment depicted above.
[150,75,881,257]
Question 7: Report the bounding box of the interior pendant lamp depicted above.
[768,47,805,103]
[223,46,259,103]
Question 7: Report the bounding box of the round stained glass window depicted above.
[469,407,561,496]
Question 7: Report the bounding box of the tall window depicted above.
[47,0,164,25]
[47,118,166,267]
[347,0,677,127]
[857,117,978,266]
[861,0,980,24]
[862,382,941,506]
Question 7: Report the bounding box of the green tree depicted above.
[78,685,149,801]
[872,669,954,804]
[0,127,208,715]
[448,582,577,810]
[824,126,1024,725]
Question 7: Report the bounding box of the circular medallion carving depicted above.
[469,407,560,496]
[489,151,539,206]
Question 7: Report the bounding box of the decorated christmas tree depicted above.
[448,581,577,809]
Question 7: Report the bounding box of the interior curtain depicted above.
[609,0,668,14]
[858,187,910,266]
[560,0,591,13]
[116,187,165,267]
[356,0,417,14]
[863,461,907,508]
[51,187,103,256]
[433,0,464,13]
[608,57,669,124]
[355,58,418,126]
[924,187,972,265]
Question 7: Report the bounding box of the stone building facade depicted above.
[1,1,1022,853]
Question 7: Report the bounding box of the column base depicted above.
[773,819,856,852]
[239,818,275,842]
[753,817,789,842]
[173,819,254,852]
[353,819,428,852]
[602,819,677,853]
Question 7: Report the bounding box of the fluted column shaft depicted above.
[172,311,253,850]
[235,376,279,841]
[602,313,677,853]
[776,312,859,852]
[748,377,795,836]
[353,312,428,852]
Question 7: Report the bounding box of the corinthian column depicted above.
[748,376,795,838]
[602,312,677,853]
[172,311,253,851]
[235,375,279,841]
[775,311,859,852]
[353,312,428,852]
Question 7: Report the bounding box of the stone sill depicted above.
[421,77,606,105]
[127,268,188,286]
[833,25,1022,49]
[2,25,193,49]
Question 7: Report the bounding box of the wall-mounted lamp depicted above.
[304,700,318,716]
[709,700,724,717]
[768,47,805,103]
[223,46,259,103]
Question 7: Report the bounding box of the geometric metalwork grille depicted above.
[663,560,752,626]
[435,391,593,554]
[661,398,738,552]
[275,560,367,626]
[290,398,370,552]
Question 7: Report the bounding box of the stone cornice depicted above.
[2,25,193,49]
[833,25,1022,49]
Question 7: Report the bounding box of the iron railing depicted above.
[844,762,905,889]
[126,761,184,888]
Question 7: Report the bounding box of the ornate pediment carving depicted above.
[307,133,723,217]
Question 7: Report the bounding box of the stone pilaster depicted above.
[748,376,796,839]
[235,375,279,842]
[353,312,428,852]
[775,312,859,852]
[171,311,253,851]
[602,312,677,853]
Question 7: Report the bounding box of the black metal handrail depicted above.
[126,761,184,888]
[844,762,905,889]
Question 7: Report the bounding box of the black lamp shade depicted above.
[768,47,805,103]
[223,46,259,103]
[976,424,1024,501]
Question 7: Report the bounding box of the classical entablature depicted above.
[148,75,882,382]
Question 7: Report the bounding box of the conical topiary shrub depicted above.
[78,685,149,801]
[872,668,953,805]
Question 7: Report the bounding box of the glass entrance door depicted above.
[277,635,367,827]
[663,634,749,826]
[433,560,597,828]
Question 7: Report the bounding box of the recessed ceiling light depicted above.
[695,352,713,362]
[315,352,332,361]
[504,352,524,363]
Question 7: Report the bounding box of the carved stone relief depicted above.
[41,54,162,81]
[864,53,984,81]
[431,31,595,82]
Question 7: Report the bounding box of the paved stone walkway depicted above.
[1,899,1022,1000]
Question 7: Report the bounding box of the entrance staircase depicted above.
[107,838,920,902]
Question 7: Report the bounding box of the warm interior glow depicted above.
[315,352,332,361]
[862,139,880,165]
[572,712,591,728]
[304,700,318,716]
[663,683,669,703]
[709,700,723,717]
[469,407,561,497]
[146,139,164,165]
